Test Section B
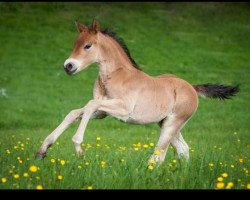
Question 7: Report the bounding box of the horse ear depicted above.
[75,21,87,33]
[91,19,100,33]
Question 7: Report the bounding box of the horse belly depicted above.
[127,97,173,124]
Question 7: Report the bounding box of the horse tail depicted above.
[193,83,239,100]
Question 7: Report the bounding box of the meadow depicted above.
[0,2,249,189]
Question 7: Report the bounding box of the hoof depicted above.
[35,152,46,160]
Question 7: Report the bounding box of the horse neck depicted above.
[96,33,137,82]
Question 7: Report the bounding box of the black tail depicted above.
[193,83,240,100]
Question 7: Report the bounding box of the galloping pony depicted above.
[36,19,239,165]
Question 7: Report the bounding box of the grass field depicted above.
[0,2,249,189]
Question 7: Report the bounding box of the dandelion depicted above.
[217,177,223,182]
[13,174,19,179]
[29,165,38,173]
[87,185,93,190]
[23,173,29,177]
[6,150,11,154]
[143,144,149,148]
[50,159,55,163]
[209,163,214,167]
[78,165,82,169]
[230,165,234,168]
[149,159,155,165]
[36,185,43,190]
[226,182,234,189]
[134,147,139,151]
[96,137,101,141]
[101,161,106,168]
[120,159,125,162]
[247,183,250,189]
[85,162,90,166]
[149,143,154,147]
[60,160,66,165]
[148,165,154,170]
[222,173,228,178]
[1,178,7,183]
[172,159,177,163]
[154,150,160,155]
[57,175,63,180]
[239,159,243,163]
[96,144,100,147]
[216,182,225,189]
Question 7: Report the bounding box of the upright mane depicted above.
[101,29,141,70]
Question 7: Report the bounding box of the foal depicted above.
[36,19,239,165]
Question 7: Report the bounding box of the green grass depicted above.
[0,2,249,189]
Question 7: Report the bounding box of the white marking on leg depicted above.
[149,115,185,166]
[171,133,189,160]
[38,108,83,154]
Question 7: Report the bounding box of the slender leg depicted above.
[72,99,131,155]
[149,115,186,166]
[35,108,84,159]
[171,132,189,160]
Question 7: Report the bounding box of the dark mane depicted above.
[101,29,141,70]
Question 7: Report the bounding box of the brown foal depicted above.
[36,19,239,165]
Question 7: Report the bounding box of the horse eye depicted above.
[84,44,92,50]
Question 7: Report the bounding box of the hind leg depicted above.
[171,132,189,160]
[149,115,187,166]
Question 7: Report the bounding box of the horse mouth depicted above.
[65,68,77,75]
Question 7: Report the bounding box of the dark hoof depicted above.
[35,152,46,160]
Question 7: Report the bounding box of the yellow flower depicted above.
[209,163,214,167]
[60,160,66,165]
[96,137,101,141]
[149,159,155,164]
[149,143,154,147]
[1,178,7,183]
[230,165,234,168]
[101,161,106,165]
[23,173,29,177]
[239,159,243,163]
[247,183,250,189]
[87,185,93,190]
[172,159,177,163]
[50,159,55,163]
[85,162,90,166]
[78,165,82,169]
[96,144,100,147]
[13,174,19,179]
[222,173,228,178]
[226,182,234,189]
[154,150,160,155]
[29,165,38,172]
[134,147,139,151]
[57,175,63,180]
[216,182,225,189]
[148,165,154,170]
[217,177,223,182]
[6,150,11,154]
[36,185,43,190]
[143,144,149,148]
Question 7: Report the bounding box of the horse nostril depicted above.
[66,63,73,71]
